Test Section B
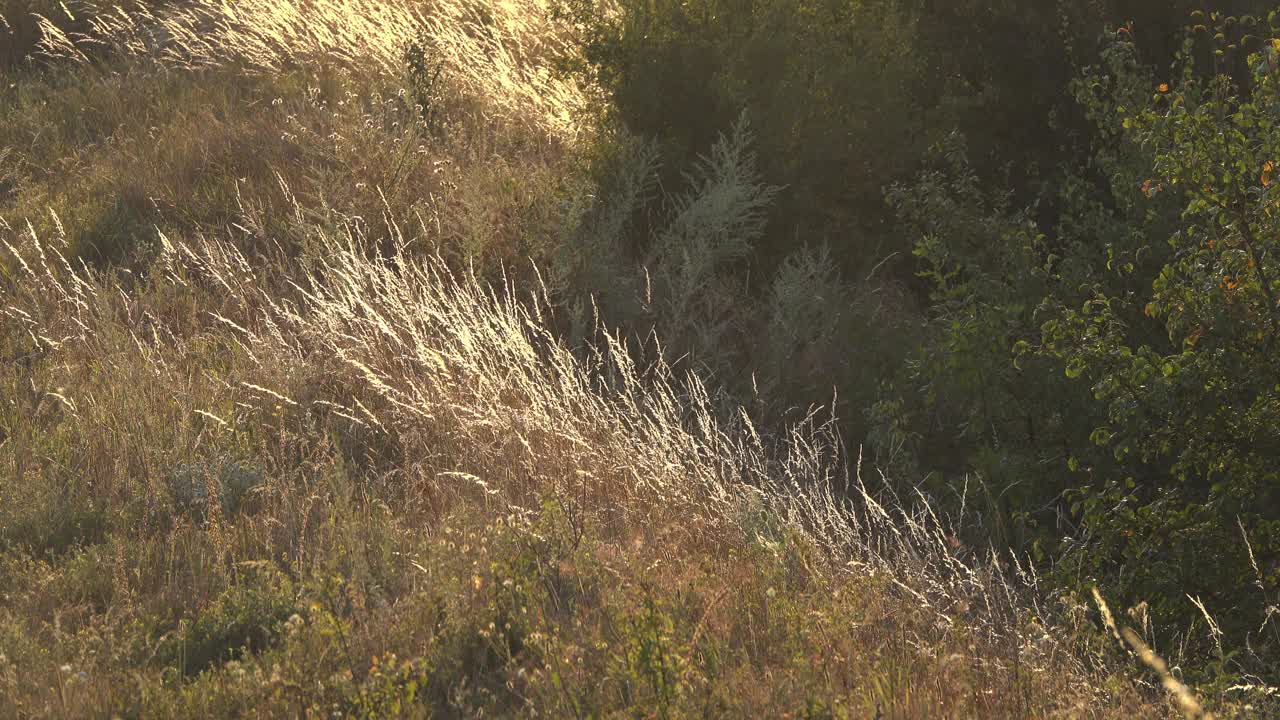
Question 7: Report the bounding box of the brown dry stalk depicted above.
[1094,588,1213,719]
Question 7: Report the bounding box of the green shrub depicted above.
[555,117,779,382]
[1038,20,1280,677]
[609,594,687,715]
[167,453,266,520]
[158,566,296,677]
[346,653,431,719]
[557,117,919,433]
[557,0,941,272]
[892,13,1280,683]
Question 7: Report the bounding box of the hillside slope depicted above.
[0,1,1218,716]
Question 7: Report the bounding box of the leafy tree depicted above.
[895,14,1280,681]
[1038,18,1280,675]
[885,137,1099,553]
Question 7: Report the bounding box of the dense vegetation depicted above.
[2,0,1279,716]
[557,0,1280,695]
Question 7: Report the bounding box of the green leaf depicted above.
[1065,357,1087,379]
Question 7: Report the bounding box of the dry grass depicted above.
[0,204,1173,716]
[28,0,587,142]
[1,27,580,275]
[1092,589,1216,720]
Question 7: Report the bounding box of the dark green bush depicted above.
[552,0,1280,454]
[158,567,297,677]
[890,14,1280,682]
[554,1,1251,273]
[1040,22,1280,679]
[555,119,917,433]
[557,0,945,274]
